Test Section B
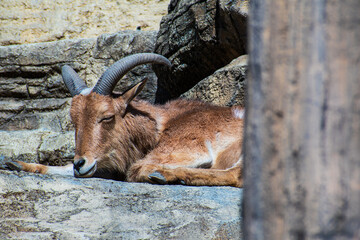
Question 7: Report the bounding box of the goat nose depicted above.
[74,159,86,171]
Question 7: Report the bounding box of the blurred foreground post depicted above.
[243,0,360,239]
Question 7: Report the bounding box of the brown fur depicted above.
[8,81,244,187]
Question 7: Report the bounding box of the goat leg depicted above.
[5,160,74,176]
[128,160,243,187]
[149,166,243,188]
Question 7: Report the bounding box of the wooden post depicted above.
[243,0,360,239]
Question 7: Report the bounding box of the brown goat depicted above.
[5,53,244,187]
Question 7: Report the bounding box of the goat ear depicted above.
[122,78,148,105]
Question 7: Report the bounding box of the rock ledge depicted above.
[0,170,242,239]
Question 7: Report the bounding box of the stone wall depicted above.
[0,0,168,45]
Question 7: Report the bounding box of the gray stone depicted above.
[0,30,158,101]
[0,170,242,239]
[154,0,248,102]
[0,130,74,165]
[0,98,74,165]
[0,98,72,131]
[182,55,248,107]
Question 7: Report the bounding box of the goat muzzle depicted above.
[73,158,97,178]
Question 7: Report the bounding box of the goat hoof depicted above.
[0,163,6,170]
[5,162,23,172]
[0,163,9,170]
[0,156,8,170]
[148,171,167,185]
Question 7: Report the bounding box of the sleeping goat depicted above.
[5,53,244,187]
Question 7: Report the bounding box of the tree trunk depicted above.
[243,0,360,239]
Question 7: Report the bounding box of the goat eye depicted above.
[100,115,114,123]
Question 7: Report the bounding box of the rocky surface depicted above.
[0,0,169,46]
[154,0,248,102]
[0,170,242,239]
[0,30,158,100]
[182,55,248,107]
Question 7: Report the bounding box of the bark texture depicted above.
[244,0,360,239]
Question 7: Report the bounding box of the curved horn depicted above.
[92,53,171,95]
[61,65,90,96]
